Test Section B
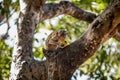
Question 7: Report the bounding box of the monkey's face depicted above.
[57,30,67,42]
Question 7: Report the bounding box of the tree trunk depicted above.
[9,0,120,80]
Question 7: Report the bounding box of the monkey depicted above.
[45,30,67,51]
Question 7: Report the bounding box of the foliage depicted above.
[0,40,12,80]
[72,0,112,13]
[0,0,19,22]
[80,39,120,80]
[0,0,120,80]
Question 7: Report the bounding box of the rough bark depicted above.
[9,0,120,80]
[9,0,47,80]
[41,1,97,23]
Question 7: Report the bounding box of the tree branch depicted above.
[41,1,97,23]
[43,0,120,79]
[41,0,120,42]
[9,0,46,79]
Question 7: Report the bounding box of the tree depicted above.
[0,0,120,80]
